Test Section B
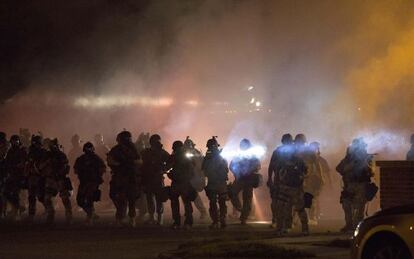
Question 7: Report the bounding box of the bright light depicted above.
[185,152,194,158]
[185,100,199,107]
[73,95,173,108]
[221,145,266,160]
[250,97,255,104]
[255,101,261,107]
[247,86,254,91]
[354,222,361,237]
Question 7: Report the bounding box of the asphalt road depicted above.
[0,211,351,259]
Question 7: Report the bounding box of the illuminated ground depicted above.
[0,211,350,259]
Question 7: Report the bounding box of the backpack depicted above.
[279,160,305,188]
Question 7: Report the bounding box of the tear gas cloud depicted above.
[2,0,414,158]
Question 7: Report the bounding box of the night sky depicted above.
[2,0,414,153]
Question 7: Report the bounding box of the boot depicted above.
[220,221,227,229]
[129,217,136,227]
[156,213,163,225]
[302,224,309,236]
[209,222,219,230]
[7,206,18,221]
[146,214,156,224]
[65,211,73,225]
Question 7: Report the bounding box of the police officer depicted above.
[135,132,150,154]
[107,131,140,227]
[202,137,229,229]
[336,138,374,232]
[169,141,196,229]
[93,133,111,211]
[406,134,414,160]
[74,142,106,224]
[135,132,151,222]
[3,135,27,220]
[19,129,31,148]
[0,132,9,218]
[274,142,309,236]
[48,138,73,224]
[229,139,261,225]
[294,134,322,226]
[141,134,170,225]
[93,134,109,160]
[183,137,208,220]
[309,142,331,223]
[268,133,294,228]
[25,135,49,222]
[67,134,83,207]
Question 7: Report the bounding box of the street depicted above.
[0,212,351,259]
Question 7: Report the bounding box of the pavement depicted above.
[0,210,352,259]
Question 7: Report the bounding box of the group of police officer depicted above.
[0,128,391,236]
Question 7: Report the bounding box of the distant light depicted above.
[185,152,194,158]
[248,86,254,91]
[250,98,255,104]
[255,101,262,107]
[185,100,199,107]
[74,95,173,108]
[357,107,361,111]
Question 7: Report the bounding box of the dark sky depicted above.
[1,0,185,102]
[2,0,414,139]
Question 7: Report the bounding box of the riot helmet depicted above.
[281,133,293,145]
[184,136,195,149]
[31,135,43,148]
[83,142,95,154]
[117,131,132,144]
[10,135,21,147]
[149,134,162,149]
[294,134,307,146]
[0,132,6,142]
[240,138,252,150]
[172,140,184,152]
[206,136,219,150]
[49,138,60,151]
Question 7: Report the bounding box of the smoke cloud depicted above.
[2,0,413,156]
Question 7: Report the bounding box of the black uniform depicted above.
[407,146,414,161]
[26,144,49,218]
[0,140,9,217]
[169,150,196,227]
[141,147,170,223]
[108,142,140,222]
[74,152,106,219]
[202,148,228,227]
[4,144,27,216]
[337,144,373,231]
[229,156,261,223]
